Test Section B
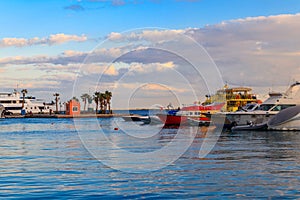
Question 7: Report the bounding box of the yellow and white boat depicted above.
[203,84,261,112]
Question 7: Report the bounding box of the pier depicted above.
[4,113,126,119]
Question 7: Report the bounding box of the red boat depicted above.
[157,102,225,126]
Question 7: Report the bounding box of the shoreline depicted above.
[4,113,129,119]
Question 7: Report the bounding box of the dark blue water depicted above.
[0,117,300,199]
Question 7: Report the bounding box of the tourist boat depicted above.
[157,102,225,126]
[203,84,261,112]
[0,90,55,115]
[226,82,300,127]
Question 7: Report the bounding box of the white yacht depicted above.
[226,82,300,126]
[0,90,55,115]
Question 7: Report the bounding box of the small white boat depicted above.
[267,105,300,130]
[140,115,163,125]
[121,115,149,122]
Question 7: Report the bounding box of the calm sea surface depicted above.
[0,115,300,199]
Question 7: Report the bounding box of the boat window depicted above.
[269,104,296,111]
[271,105,281,111]
[0,100,12,104]
[247,104,256,110]
[5,107,22,110]
[259,104,274,111]
[281,104,296,110]
[190,112,193,115]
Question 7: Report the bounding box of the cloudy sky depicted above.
[1,0,300,109]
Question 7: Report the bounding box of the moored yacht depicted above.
[226,82,300,126]
[0,90,55,115]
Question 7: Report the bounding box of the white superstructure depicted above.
[0,90,55,115]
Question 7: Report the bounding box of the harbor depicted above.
[2,1,300,198]
[2,81,300,131]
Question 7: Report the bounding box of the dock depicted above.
[4,113,126,119]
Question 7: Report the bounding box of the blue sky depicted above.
[1,0,300,108]
[2,0,300,38]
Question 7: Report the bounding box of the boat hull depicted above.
[187,118,210,126]
[122,115,148,122]
[225,112,276,126]
[267,106,300,130]
[157,114,211,126]
[157,114,187,126]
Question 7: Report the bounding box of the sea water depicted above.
[0,116,300,199]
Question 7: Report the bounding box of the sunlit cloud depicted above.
[0,33,87,48]
[107,29,186,43]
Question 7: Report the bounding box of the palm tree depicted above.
[93,92,100,113]
[81,93,90,111]
[53,93,60,114]
[99,93,105,114]
[72,96,79,102]
[87,94,93,111]
[105,90,112,114]
[21,89,27,108]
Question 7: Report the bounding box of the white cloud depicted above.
[48,33,87,45]
[82,63,119,76]
[107,32,123,41]
[1,38,28,47]
[0,33,87,48]
[107,29,186,43]
[62,50,85,57]
[127,61,176,74]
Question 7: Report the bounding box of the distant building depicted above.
[65,99,80,115]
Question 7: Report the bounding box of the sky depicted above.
[1,0,300,109]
